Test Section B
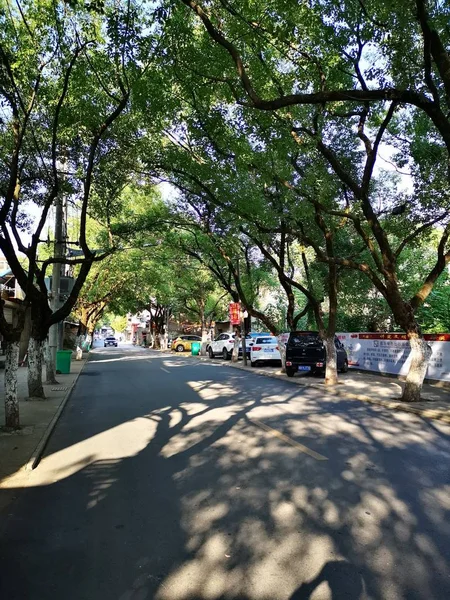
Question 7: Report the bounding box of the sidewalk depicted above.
[193,356,450,424]
[0,357,87,496]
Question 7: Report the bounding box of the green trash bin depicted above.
[56,350,72,374]
[191,342,201,356]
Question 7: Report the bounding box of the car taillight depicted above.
[316,362,324,367]
[228,340,234,343]
[286,361,292,366]
[253,346,262,351]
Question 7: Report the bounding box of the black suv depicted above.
[285,331,348,377]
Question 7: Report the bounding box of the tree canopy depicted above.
[2,0,450,410]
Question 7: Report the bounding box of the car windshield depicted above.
[289,334,322,346]
[106,337,116,340]
[256,337,277,344]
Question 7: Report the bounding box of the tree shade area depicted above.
[1,0,450,427]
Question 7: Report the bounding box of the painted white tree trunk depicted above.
[277,335,286,373]
[27,338,45,399]
[232,335,239,362]
[85,333,92,350]
[4,341,20,429]
[402,336,432,402]
[45,339,58,384]
[324,337,338,386]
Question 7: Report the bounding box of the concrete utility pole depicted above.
[241,306,247,366]
[236,259,247,366]
[49,193,64,369]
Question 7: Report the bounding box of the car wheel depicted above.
[251,361,257,368]
[286,367,295,377]
[222,347,229,360]
[176,344,185,352]
[208,347,214,359]
[341,359,349,373]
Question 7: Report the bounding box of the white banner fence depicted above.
[276,331,450,383]
[337,332,450,383]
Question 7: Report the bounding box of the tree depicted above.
[142,83,353,381]
[165,252,228,340]
[166,0,450,400]
[0,0,169,424]
[110,315,128,335]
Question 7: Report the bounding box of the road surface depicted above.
[1,344,449,599]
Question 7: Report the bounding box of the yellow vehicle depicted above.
[171,335,202,352]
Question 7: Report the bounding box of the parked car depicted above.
[208,333,255,360]
[104,336,118,347]
[285,331,348,377]
[248,332,272,339]
[171,335,202,352]
[250,336,281,367]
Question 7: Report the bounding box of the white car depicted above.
[208,333,255,360]
[250,336,281,367]
[208,333,237,360]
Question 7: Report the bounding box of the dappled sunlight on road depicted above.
[187,379,243,401]
[147,390,450,599]
[88,355,153,364]
[25,417,159,488]
[343,377,402,398]
[420,485,450,532]
[161,358,203,368]
[4,359,450,600]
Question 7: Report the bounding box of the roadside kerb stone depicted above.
[26,383,74,470]
[25,359,88,470]
[0,358,88,485]
[192,355,450,424]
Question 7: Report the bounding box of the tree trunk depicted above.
[27,337,45,399]
[155,333,161,349]
[45,339,59,384]
[4,340,20,429]
[277,334,286,373]
[323,336,338,386]
[200,304,208,343]
[401,334,432,402]
[84,332,93,351]
[306,307,316,329]
[232,330,239,362]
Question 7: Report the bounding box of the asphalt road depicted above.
[1,344,450,600]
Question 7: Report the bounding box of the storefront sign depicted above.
[229,302,241,325]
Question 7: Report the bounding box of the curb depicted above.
[26,359,88,471]
[195,356,450,424]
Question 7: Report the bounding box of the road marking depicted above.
[249,418,328,461]
[160,367,170,373]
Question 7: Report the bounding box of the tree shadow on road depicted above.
[1,355,450,600]
[289,560,364,599]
